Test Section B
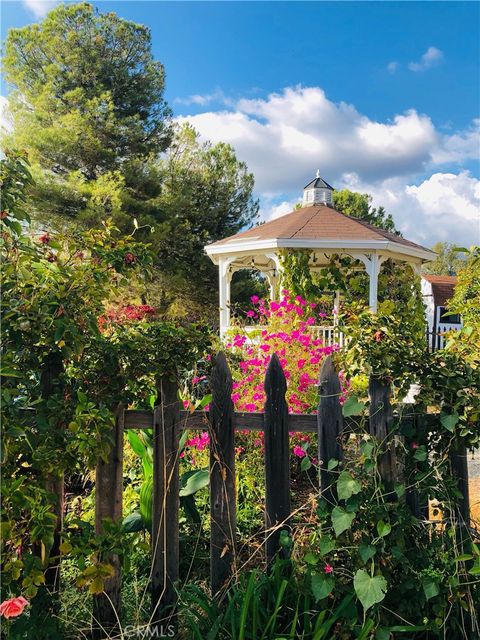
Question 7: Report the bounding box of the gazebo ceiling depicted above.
[205,204,435,263]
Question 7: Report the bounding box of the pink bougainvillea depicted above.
[225,291,348,416]
[182,291,349,465]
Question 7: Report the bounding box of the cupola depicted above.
[302,170,334,207]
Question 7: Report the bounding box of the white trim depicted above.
[206,238,435,262]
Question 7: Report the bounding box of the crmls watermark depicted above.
[124,625,175,638]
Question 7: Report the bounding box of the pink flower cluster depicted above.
[226,292,342,416]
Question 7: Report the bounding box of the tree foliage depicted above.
[333,189,399,234]
[3,2,171,184]
[422,241,467,276]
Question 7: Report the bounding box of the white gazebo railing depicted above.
[230,324,345,348]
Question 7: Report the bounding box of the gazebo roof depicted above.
[205,204,435,263]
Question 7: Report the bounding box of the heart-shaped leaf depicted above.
[440,412,459,433]
[377,520,391,538]
[354,569,387,611]
[331,506,355,536]
[342,396,366,417]
[311,573,334,601]
[337,471,361,501]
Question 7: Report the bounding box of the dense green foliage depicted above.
[0,152,209,637]
[333,189,399,234]
[3,4,259,317]
[423,241,467,276]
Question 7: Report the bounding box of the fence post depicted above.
[92,403,124,639]
[317,356,344,504]
[151,377,180,630]
[369,375,396,493]
[264,353,291,567]
[209,352,236,596]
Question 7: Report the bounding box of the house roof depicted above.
[206,204,434,261]
[422,274,458,306]
[304,176,334,190]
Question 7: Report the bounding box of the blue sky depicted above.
[2,1,479,245]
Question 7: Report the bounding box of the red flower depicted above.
[411,441,419,449]
[124,252,136,264]
[39,233,51,244]
[0,210,8,219]
[324,563,333,574]
[0,596,28,619]
[374,331,383,342]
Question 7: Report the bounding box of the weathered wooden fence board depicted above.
[93,403,124,639]
[264,354,291,566]
[209,352,237,595]
[85,349,470,636]
[317,356,344,504]
[368,376,397,493]
[151,377,180,630]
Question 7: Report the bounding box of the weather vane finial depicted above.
[316,169,320,178]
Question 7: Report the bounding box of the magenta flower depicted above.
[324,563,333,574]
[293,445,306,458]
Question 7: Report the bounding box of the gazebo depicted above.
[205,173,436,337]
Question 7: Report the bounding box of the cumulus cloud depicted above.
[408,46,444,72]
[22,0,60,17]
[387,61,399,74]
[178,85,476,194]
[176,85,479,246]
[339,172,480,247]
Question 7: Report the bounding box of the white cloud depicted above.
[176,84,479,245]
[340,172,480,247]
[175,89,231,107]
[260,198,299,222]
[0,96,13,134]
[408,46,444,72]
[387,61,399,74]
[23,0,61,17]
[178,86,478,193]
[432,119,480,164]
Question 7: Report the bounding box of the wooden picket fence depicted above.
[89,351,473,637]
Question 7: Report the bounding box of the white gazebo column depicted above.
[265,252,283,301]
[218,256,236,338]
[358,254,387,313]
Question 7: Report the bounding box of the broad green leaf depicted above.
[301,456,312,472]
[331,506,355,536]
[454,554,473,562]
[337,471,361,501]
[128,431,146,458]
[422,578,439,601]
[179,469,209,497]
[320,535,336,556]
[122,511,145,533]
[359,544,376,564]
[342,396,365,417]
[304,551,318,565]
[375,628,390,640]
[394,482,405,499]
[327,458,339,471]
[354,569,387,611]
[376,520,391,538]
[440,412,459,433]
[360,439,375,458]
[139,476,153,530]
[413,446,427,462]
[311,573,334,601]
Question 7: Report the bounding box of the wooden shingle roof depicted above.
[207,204,431,254]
